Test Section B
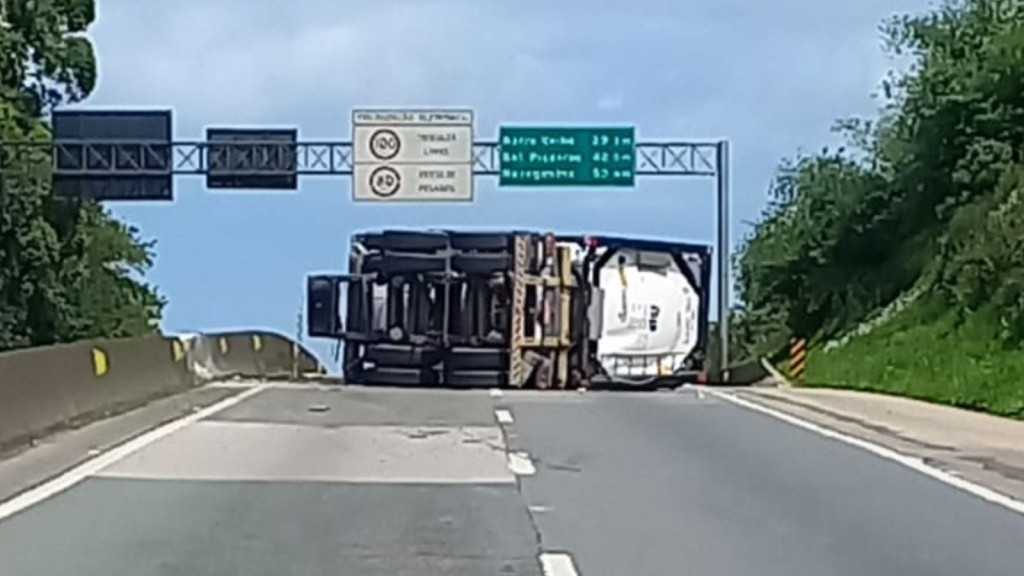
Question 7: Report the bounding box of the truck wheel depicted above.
[442,370,507,388]
[363,253,448,275]
[445,348,507,371]
[451,253,511,275]
[351,367,438,387]
[449,233,511,252]
[364,344,441,369]
[361,230,448,252]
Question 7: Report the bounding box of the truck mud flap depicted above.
[364,344,442,369]
[360,231,448,252]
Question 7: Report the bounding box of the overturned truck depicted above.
[307,229,712,389]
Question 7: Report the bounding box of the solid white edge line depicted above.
[707,389,1024,517]
[539,552,580,576]
[0,383,268,522]
[495,409,514,425]
[508,451,537,476]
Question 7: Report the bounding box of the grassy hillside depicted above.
[804,297,1024,419]
[734,0,1024,417]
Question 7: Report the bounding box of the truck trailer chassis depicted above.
[307,229,712,390]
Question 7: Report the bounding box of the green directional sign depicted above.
[498,126,635,187]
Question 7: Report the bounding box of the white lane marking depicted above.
[0,384,267,522]
[508,451,537,476]
[495,409,514,425]
[540,553,580,576]
[490,388,503,398]
[708,389,1024,517]
[696,387,706,400]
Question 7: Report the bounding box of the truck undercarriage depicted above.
[307,229,712,390]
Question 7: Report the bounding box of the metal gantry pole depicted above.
[716,140,731,381]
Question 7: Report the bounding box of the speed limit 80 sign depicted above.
[352,109,474,202]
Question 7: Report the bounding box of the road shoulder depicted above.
[731,387,1024,503]
[0,383,246,505]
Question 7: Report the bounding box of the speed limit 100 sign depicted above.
[351,109,474,202]
[368,129,401,161]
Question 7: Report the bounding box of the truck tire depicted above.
[442,370,507,388]
[360,230,448,252]
[445,348,507,371]
[451,253,510,275]
[364,344,441,369]
[363,252,448,275]
[350,367,438,387]
[449,233,510,252]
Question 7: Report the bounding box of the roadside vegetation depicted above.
[733,0,1024,418]
[0,0,163,351]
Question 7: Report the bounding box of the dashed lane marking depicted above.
[495,409,514,425]
[540,553,580,576]
[507,451,537,476]
[490,388,504,398]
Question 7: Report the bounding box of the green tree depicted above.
[0,0,163,350]
[1,0,97,115]
[735,0,1024,353]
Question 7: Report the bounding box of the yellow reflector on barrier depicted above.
[252,335,263,352]
[91,348,109,377]
[219,337,228,355]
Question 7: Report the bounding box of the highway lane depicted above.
[0,383,1022,575]
[501,389,1024,576]
[0,386,542,576]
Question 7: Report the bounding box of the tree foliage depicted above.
[736,0,1024,354]
[0,0,163,351]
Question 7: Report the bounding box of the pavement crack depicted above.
[538,458,582,473]
[402,428,451,440]
[959,454,1024,482]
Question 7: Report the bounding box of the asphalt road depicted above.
[0,384,1023,576]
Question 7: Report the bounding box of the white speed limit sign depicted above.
[368,129,401,161]
[368,166,401,197]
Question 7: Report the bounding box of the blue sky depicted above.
[82,0,929,364]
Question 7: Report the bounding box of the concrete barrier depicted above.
[182,331,321,382]
[0,330,324,453]
[728,359,771,385]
